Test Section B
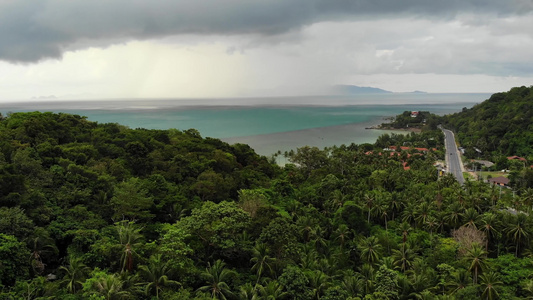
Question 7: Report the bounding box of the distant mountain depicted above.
[331,85,393,95]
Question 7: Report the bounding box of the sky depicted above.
[1,0,533,101]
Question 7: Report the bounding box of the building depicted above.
[488,176,510,186]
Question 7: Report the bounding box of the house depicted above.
[507,156,527,162]
[410,111,419,118]
[488,176,510,186]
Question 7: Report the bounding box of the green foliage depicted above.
[278,265,313,299]
[1,107,533,298]
[442,86,533,157]
[0,233,31,286]
[177,201,251,258]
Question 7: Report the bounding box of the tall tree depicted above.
[197,260,236,300]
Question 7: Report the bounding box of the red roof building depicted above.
[488,176,510,186]
[507,156,526,161]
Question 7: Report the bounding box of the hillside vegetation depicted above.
[0,110,532,299]
[441,86,533,158]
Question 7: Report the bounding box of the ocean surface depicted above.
[0,93,489,156]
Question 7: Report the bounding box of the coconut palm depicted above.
[447,269,471,294]
[464,243,487,284]
[92,273,132,300]
[27,230,58,275]
[116,221,144,272]
[256,280,287,299]
[197,260,236,300]
[308,270,330,299]
[480,212,501,250]
[504,212,531,256]
[445,202,464,230]
[333,224,351,252]
[479,271,502,300]
[357,236,383,265]
[251,243,276,284]
[392,244,415,272]
[462,208,480,229]
[137,254,179,299]
[59,256,91,294]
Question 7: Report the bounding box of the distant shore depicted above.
[365,124,422,133]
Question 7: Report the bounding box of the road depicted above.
[441,127,465,185]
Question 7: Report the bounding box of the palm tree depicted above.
[250,243,276,284]
[27,231,58,275]
[333,224,351,252]
[197,260,236,300]
[137,254,179,299]
[415,202,433,228]
[402,203,417,228]
[307,270,330,299]
[462,208,480,229]
[397,222,412,245]
[479,271,502,300]
[92,273,132,300]
[392,244,415,272]
[445,202,463,230]
[464,243,487,284]
[363,192,376,223]
[523,279,533,299]
[59,256,91,294]
[480,212,500,250]
[256,280,287,299]
[357,236,383,265]
[357,264,375,295]
[238,282,257,300]
[447,269,471,294]
[116,221,144,272]
[504,212,531,256]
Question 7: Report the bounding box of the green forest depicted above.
[1,87,533,299]
[441,86,533,158]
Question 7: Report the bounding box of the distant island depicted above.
[330,85,426,95]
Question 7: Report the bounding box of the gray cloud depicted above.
[1,0,530,63]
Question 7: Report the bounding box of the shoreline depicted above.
[365,124,422,133]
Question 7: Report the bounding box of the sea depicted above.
[0,93,489,156]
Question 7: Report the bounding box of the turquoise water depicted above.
[0,94,488,155]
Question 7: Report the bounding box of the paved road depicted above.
[441,127,465,185]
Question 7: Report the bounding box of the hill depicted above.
[440,85,533,158]
[331,84,393,95]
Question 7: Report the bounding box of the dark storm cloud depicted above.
[0,0,530,63]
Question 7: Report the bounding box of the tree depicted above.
[138,254,180,299]
[392,244,415,273]
[116,221,144,273]
[504,212,531,256]
[464,243,487,284]
[479,271,502,300]
[0,206,34,239]
[250,243,276,284]
[0,233,30,286]
[278,265,311,300]
[357,236,383,265]
[110,177,154,221]
[480,212,500,251]
[374,265,399,299]
[197,260,236,300]
[158,224,194,274]
[177,201,251,258]
[59,256,91,294]
[83,270,132,300]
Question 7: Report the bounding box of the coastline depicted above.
[365,124,422,133]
